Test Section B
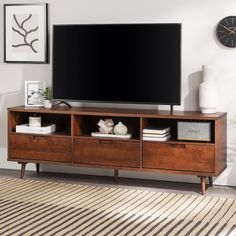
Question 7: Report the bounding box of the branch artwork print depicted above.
[12,14,39,53]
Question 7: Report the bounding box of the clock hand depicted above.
[220,24,235,34]
[229,28,236,34]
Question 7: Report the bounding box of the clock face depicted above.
[216,16,236,48]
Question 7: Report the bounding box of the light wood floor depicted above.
[0,168,236,198]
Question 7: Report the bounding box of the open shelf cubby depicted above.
[142,118,215,143]
[9,111,71,136]
[73,115,140,140]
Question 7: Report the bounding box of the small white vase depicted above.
[43,100,52,108]
[29,117,41,127]
[114,122,128,135]
[199,65,218,113]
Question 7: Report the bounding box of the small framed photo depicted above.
[25,81,45,106]
[4,3,48,63]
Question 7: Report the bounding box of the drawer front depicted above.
[74,139,140,167]
[143,142,215,172]
[9,134,72,162]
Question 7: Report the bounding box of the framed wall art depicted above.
[25,81,45,106]
[4,3,48,63]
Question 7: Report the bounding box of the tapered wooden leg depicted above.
[114,169,119,182]
[208,176,213,187]
[36,163,40,173]
[20,163,26,179]
[200,176,206,195]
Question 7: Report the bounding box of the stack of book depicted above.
[16,123,56,134]
[143,126,171,141]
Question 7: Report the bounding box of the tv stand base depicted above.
[170,105,174,114]
[52,101,72,109]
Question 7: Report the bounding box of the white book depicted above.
[16,124,56,134]
[143,132,170,138]
[143,126,171,135]
[91,132,132,139]
[143,134,171,141]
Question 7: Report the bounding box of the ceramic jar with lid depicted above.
[114,122,128,135]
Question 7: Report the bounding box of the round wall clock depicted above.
[216,16,236,48]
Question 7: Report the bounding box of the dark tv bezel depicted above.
[52,23,182,106]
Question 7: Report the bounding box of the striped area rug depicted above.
[0,177,236,236]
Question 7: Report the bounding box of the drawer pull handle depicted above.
[33,136,37,143]
[33,136,43,142]
[170,144,186,148]
[33,136,41,139]
[99,140,113,144]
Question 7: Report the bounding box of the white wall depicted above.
[1,0,236,186]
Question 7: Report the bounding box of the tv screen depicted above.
[53,24,181,105]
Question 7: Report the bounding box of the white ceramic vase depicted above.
[114,122,128,135]
[43,100,52,108]
[199,65,217,114]
[29,117,41,127]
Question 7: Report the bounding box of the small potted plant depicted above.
[39,87,52,108]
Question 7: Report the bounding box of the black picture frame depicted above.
[4,3,48,63]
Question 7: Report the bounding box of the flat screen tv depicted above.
[52,23,181,105]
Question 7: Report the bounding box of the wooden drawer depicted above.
[9,134,72,162]
[74,138,140,167]
[143,142,215,172]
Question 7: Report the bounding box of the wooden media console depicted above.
[8,106,227,194]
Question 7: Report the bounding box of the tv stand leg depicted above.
[114,169,119,182]
[19,163,27,179]
[200,176,206,195]
[36,163,40,173]
[52,101,72,109]
[208,176,213,187]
